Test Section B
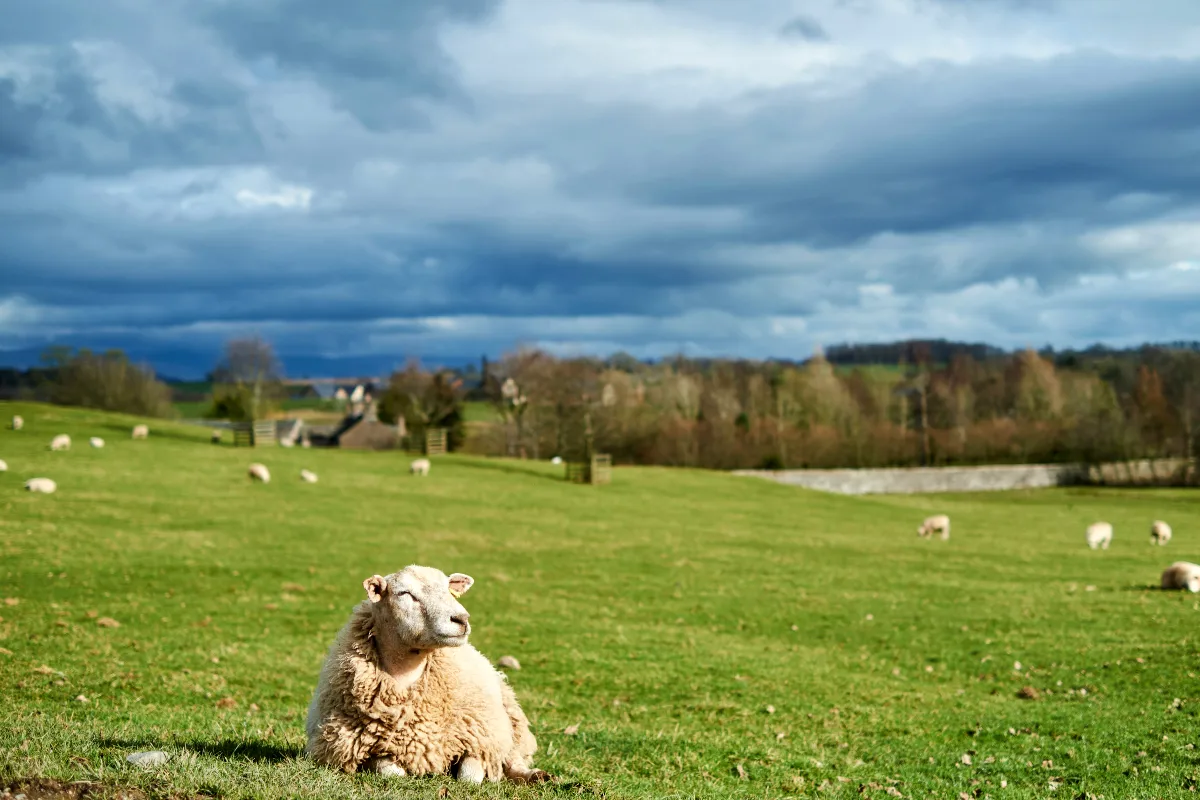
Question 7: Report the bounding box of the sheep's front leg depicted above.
[456,756,487,784]
[363,757,407,777]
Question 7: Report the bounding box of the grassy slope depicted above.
[1,401,1199,799]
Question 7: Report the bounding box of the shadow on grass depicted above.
[456,457,567,485]
[101,737,302,763]
[91,420,212,445]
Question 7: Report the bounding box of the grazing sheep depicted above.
[25,478,56,494]
[300,469,318,483]
[49,434,71,451]
[410,458,431,477]
[0,458,7,472]
[248,463,271,484]
[11,415,22,431]
[1151,520,1172,546]
[1161,561,1200,593]
[550,456,563,465]
[306,565,549,785]
[131,424,149,440]
[211,429,222,444]
[1086,521,1113,550]
[90,437,105,448]
[917,514,951,541]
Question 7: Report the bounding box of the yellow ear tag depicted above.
[449,588,463,598]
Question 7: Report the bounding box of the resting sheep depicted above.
[410,458,431,477]
[49,434,71,451]
[917,514,950,541]
[1161,561,1200,593]
[25,478,56,494]
[1151,520,1172,546]
[1086,521,1113,550]
[248,463,271,483]
[90,437,105,448]
[300,469,318,483]
[132,424,149,440]
[11,415,22,431]
[305,565,549,785]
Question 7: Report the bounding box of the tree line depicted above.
[459,343,1200,471]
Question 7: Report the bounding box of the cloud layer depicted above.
[2,0,1199,376]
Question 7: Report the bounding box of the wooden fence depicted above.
[425,428,448,456]
[566,453,612,485]
[231,421,277,447]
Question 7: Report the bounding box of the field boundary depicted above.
[734,457,1196,495]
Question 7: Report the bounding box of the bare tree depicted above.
[210,335,284,421]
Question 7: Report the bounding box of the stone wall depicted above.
[733,458,1195,496]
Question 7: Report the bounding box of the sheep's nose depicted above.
[451,611,470,627]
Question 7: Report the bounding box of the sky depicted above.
[2,0,1199,378]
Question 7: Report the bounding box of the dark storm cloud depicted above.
[778,15,830,41]
[200,0,501,129]
[3,0,1200,375]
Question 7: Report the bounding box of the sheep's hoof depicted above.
[522,769,553,784]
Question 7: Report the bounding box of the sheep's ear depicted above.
[448,573,474,598]
[364,575,388,603]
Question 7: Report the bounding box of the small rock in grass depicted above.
[563,724,579,735]
[127,750,170,767]
[75,695,89,703]
[765,705,775,714]
[961,753,972,765]
[497,655,521,671]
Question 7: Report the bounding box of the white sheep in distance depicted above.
[1150,520,1172,546]
[90,437,105,448]
[410,458,431,476]
[300,469,318,483]
[306,565,549,785]
[11,415,22,431]
[211,429,222,444]
[1161,561,1200,593]
[248,463,271,484]
[918,514,950,541]
[1086,521,1113,550]
[25,478,57,494]
[0,458,7,472]
[131,424,149,440]
[49,434,71,451]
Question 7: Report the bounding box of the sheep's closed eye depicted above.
[397,591,417,602]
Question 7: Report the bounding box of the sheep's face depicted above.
[365,565,474,649]
[1188,576,1200,594]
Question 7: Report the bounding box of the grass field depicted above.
[2,401,1199,799]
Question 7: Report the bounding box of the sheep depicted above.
[0,458,7,472]
[1151,520,1172,546]
[917,514,950,541]
[25,478,57,494]
[305,565,550,785]
[1161,561,1200,593]
[248,463,271,484]
[49,434,71,451]
[131,424,149,440]
[410,458,431,477]
[90,437,105,448]
[211,429,222,444]
[300,469,318,483]
[1086,521,1113,550]
[11,415,22,431]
